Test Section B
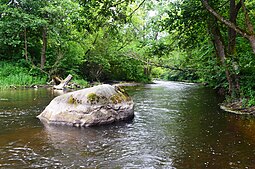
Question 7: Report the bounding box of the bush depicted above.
[72,79,90,88]
[0,61,47,88]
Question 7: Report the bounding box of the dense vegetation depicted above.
[0,0,152,86]
[1,0,255,106]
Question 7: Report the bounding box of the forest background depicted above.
[1,0,255,107]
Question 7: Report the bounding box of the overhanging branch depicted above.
[126,52,194,72]
[201,0,250,39]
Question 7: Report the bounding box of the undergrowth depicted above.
[0,62,47,88]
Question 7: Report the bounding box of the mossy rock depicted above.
[86,92,108,105]
[37,84,134,127]
[110,86,131,104]
[87,92,100,104]
[67,95,82,105]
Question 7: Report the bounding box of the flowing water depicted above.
[0,81,255,168]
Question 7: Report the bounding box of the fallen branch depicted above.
[53,74,73,90]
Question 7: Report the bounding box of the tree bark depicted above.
[228,0,241,95]
[241,0,255,54]
[24,28,28,61]
[249,36,255,54]
[202,0,255,55]
[41,27,47,69]
[227,0,240,55]
[201,0,248,38]
[210,18,233,94]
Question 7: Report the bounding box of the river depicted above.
[0,81,255,168]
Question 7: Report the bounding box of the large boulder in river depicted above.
[37,84,134,127]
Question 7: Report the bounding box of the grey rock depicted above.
[37,84,134,127]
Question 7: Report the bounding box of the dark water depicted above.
[1,81,255,168]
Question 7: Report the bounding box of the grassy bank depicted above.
[0,62,145,89]
[0,62,47,88]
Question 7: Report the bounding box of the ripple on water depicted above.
[1,82,255,168]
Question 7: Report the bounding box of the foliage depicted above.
[0,61,47,88]
[160,0,255,105]
[0,0,149,84]
[2,0,255,108]
[151,67,166,79]
[72,79,90,88]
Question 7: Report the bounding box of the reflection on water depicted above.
[1,82,255,168]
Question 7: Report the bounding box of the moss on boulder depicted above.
[37,84,134,127]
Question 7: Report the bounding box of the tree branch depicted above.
[241,0,254,34]
[235,0,242,17]
[201,0,250,39]
[126,51,193,72]
[85,33,99,56]
[128,0,146,19]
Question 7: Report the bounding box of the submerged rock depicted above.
[37,84,134,127]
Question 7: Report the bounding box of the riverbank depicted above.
[220,101,255,115]
[0,80,144,90]
[3,63,254,117]
[0,62,47,88]
[0,80,90,90]
[0,62,147,89]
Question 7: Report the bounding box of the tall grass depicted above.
[0,62,47,88]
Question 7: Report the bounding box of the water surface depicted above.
[0,81,255,168]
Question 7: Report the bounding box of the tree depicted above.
[202,0,255,54]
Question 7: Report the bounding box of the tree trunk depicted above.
[202,0,255,55]
[227,0,240,55]
[241,0,255,54]
[41,27,47,69]
[249,36,255,54]
[202,0,247,38]
[227,0,241,96]
[24,28,28,61]
[210,18,233,94]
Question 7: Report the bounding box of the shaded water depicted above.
[1,81,255,168]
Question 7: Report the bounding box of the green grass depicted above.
[0,62,47,88]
